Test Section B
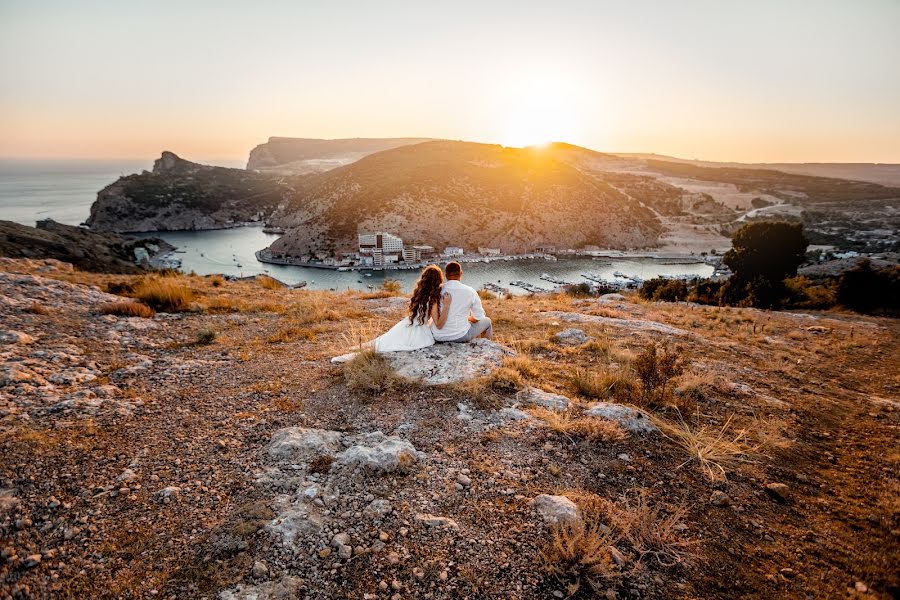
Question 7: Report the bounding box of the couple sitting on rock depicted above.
[372,261,493,352]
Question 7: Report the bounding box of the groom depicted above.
[433,261,493,343]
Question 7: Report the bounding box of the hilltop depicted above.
[267,140,662,256]
[0,260,897,599]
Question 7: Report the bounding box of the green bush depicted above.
[836,260,900,315]
[639,278,689,302]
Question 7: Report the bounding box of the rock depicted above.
[599,293,627,302]
[337,432,419,473]
[765,482,790,503]
[0,495,19,515]
[530,494,581,525]
[155,486,180,503]
[617,453,631,462]
[23,554,41,568]
[382,339,514,385]
[585,402,658,434]
[266,427,342,463]
[608,546,627,566]
[363,499,392,518]
[855,581,868,593]
[542,311,689,336]
[251,560,269,579]
[0,330,34,345]
[553,328,589,346]
[332,532,351,547]
[267,504,324,543]
[498,407,532,421]
[117,468,138,483]
[218,577,305,600]
[414,513,459,530]
[520,387,570,411]
[710,491,731,507]
[456,473,472,488]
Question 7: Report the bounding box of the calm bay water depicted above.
[0,160,714,293]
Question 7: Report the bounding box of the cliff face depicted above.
[0,219,172,273]
[86,152,286,233]
[246,137,434,175]
[267,140,663,257]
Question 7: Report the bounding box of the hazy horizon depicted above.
[2,0,899,163]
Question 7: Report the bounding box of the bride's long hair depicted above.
[409,265,444,325]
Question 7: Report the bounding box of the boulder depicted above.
[219,577,305,600]
[266,427,342,463]
[383,339,513,385]
[0,330,34,344]
[599,293,627,302]
[585,402,658,434]
[520,387,570,411]
[530,494,581,525]
[542,311,689,336]
[553,328,589,346]
[267,504,324,543]
[337,432,419,473]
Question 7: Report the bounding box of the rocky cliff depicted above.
[0,219,172,273]
[266,140,663,257]
[246,137,434,175]
[86,152,286,233]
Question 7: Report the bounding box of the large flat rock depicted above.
[384,339,514,385]
[541,311,689,336]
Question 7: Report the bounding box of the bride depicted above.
[372,264,451,352]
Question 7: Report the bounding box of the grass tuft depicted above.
[132,276,195,312]
[655,413,762,481]
[99,300,155,319]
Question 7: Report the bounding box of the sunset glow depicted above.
[0,1,898,163]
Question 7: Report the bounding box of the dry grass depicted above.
[208,275,225,287]
[655,413,763,481]
[530,407,628,442]
[132,276,195,312]
[257,275,284,290]
[615,490,696,567]
[343,350,406,395]
[483,367,525,393]
[267,326,318,343]
[502,355,543,380]
[26,301,51,315]
[99,300,156,319]
[572,368,636,402]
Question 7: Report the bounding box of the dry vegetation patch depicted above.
[98,300,155,318]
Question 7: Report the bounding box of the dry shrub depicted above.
[257,275,284,290]
[510,337,552,354]
[267,327,317,343]
[132,276,195,312]
[572,368,635,402]
[541,518,618,596]
[337,319,386,353]
[530,407,627,442]
[309,455,334,474]
[485,367,525,394]
[196,329,216,345]
[26,301,51,315]
[503,355,542,380]
[99,300,155,319]
[343,350,405,395]
[478,288,497,301]
[655,413,762,481]
[203,296,243,313]
[633,343,686,407]
[579,338,611,358]
[209,275,225,287]
[615,490,695,567]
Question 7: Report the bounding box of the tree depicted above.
[722,222,808,308]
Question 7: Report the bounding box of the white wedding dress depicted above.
[373,316,435,352]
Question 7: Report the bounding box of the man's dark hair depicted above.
[445,261,462,278]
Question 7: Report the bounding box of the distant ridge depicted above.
[615,153,900,187]
[246,137,435,174]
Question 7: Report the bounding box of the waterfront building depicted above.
[359,232,404,266]
[444,246,464,256]
[478,247,501,256]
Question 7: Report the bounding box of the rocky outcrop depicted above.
[0,219,171,273]
[383,339,514,385]
[542,311,690,336]
[86,152,285,233]
[585,402,658,434]
[247,137,433,174]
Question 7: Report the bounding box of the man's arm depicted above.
[470,288,487,320]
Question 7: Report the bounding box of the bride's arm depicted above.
[430,293,452,329]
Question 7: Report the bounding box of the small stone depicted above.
[251,560,268,578]
[391,579,402,590]
[378,531,390,542]
[15,518,33,530]
[414,513,459,530]
[765,483,790,502]
[439,570,448,581]
[779,568,795,578]
[413,567,425,580]
[608,546,627,566]
[456,473,472,488]
[855,581,868,593]
[616,453,631,462]
[318,548,332,559]
[331,533,351,547]
[530,495,581,525]
[23,554,42,568]
[710,491,731,507]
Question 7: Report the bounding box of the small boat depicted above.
[236,263,243,268]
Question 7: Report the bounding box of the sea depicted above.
[0,159,714,293]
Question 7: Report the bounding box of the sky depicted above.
[1,0,899,164]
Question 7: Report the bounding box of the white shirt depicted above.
[431,279,486,341]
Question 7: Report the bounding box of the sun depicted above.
[499,76,579,148]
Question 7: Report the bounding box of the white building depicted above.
[478,247,501,256]
[402,247,422,262]
[444,246,464,256]
[359,232,404,266]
